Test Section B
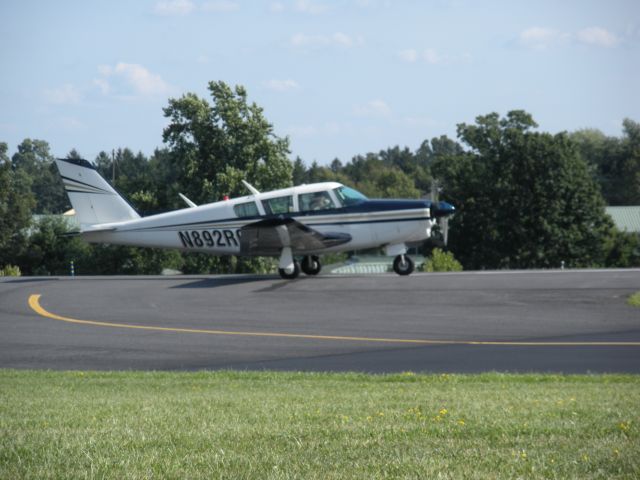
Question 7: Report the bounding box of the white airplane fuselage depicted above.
[81,182,435,255]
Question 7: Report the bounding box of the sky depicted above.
[1,0,638,165]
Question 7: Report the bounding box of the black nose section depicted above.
[431,201,455,218]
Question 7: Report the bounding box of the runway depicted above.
[1,270,639,373]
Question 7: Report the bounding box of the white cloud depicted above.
[354,99,391,117]
[576,27,619,47]
[97,63,172,97]
[291,32,363,48]
[98,64,113,76]
[201,0,239,12]
[399,48,458,65]
[154,0,194,15]
[93,78,111,95]
[115,63,171,95]
[398,49,418,63]
[333,32,357,47]
[519,27,562,50]
[519,26,619,50]
[264,79,300,92]
[423,48,440,64]
[43,84,82,104]
[270,2,285,13]
[294,0,329,14]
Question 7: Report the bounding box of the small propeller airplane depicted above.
[55,157,455,279]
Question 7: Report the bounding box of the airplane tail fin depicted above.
[55,158,140,228]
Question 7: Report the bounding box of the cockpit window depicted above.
[299,191,336,212]
[233,201,259,218]
[262,195,293,215]
[333,186,368,206]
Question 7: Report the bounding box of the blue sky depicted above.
[1,0,638,164]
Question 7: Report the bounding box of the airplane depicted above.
[55,157,455,279]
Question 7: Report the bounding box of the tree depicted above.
[162,81,292,204]
[422,248,463,272]
[619,119,640,204]
[571,119,640,205]
[603,228,640,268]
[432,110,614,269]
[291,156,307,185]
[379,146,431,195]
[11,139,69,214]
[0,142,35,269]
[95,148,158,213]
[161,81,293,274]
[16,216,91,275]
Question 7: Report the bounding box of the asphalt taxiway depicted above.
[1,270,639,373]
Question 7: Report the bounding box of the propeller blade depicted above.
[442,217,449,246]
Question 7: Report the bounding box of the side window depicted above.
[262,196,293,215]
[233,201,259,218]
[299,191,336,212]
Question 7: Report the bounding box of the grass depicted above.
[628,291,640,307]
[0,370,638,479]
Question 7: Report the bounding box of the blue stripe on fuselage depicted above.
[117,199,432,232]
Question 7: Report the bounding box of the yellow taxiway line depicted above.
[28,294,640,347]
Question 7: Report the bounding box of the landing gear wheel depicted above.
[393,254,414,276]
[301,256,322,275]
[278,260,300,280]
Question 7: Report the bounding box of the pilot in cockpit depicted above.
[310,192,331,211]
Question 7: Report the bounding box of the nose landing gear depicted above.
[393,254,415,276]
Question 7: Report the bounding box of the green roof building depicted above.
[606,206,640,233]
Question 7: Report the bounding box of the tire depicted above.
[301,256,322,275]
[393,255,414,276]
[278,260,301,280]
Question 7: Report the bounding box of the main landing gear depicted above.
[278,255,322,280]
[392,254,415,276]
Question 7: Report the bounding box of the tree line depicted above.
[1,81,639,275]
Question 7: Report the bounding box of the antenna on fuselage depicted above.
[242,180,260,196]
[179,193,198,208]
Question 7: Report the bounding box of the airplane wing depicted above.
[239,217,351,256]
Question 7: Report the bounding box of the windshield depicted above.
[333,186,368,206]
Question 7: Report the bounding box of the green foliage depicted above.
[291,156,307,185]
[571,119,640,205]
[0,143,35,267]
[0,265,21,276]
[11,139,69,214]
[340,154,422,198]
[432,111,614,270]
[423,248,463,272]
[603,228,640,268]
[80,245,184,275]
[162,81,292,204]
[627,292,640,307]
[16,216,91,276]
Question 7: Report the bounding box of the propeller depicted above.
[431,201,455,246]
[441,216,449,246]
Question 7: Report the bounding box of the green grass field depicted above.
[1,370,638,479]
